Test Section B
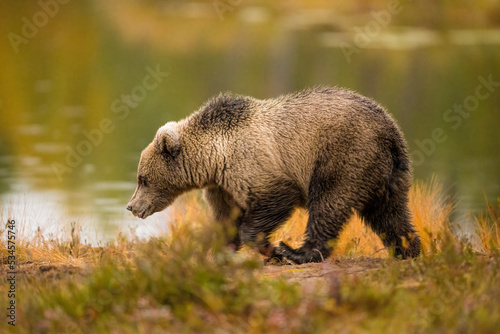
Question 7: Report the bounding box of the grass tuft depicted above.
[475,197,500,254]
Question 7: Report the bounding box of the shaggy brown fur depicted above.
[127,87,420,264]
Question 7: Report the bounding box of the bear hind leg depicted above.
[361,194,420,259]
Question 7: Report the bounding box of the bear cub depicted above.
[127,87,420,264]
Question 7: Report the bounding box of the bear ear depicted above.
[154,122,181,158]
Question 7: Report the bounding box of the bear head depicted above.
[127,122,188,219]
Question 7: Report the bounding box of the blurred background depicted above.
[0,0,499,242]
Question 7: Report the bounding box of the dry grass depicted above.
[475,197,500,253]
[0,179,497,266]
[268,208,387,257]
[408,178,455,252]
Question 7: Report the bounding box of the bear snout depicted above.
[126,200,141,218]
[126,200,151,219]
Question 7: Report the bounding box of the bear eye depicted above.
[139,176,148,187]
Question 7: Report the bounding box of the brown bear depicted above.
[127,87,420,264]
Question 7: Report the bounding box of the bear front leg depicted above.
[238,198,296,263]
[203,186,242,250]
[239,221,285,263]
[277,194,351,264]
[234,180,304,263]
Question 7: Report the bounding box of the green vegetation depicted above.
[1,182,499,333]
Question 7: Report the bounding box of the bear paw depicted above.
[277,241,330,264]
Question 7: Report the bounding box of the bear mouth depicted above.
[137,207,152,219]
[133,199,173,219]
[137,209,151,219]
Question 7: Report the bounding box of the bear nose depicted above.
[126,205,133,212]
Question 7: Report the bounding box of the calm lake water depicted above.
[0,2,499,242]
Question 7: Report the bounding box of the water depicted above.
[0,1,499,242]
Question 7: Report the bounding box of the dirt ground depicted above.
[5,257,386,289]
[262,257,385,286]
[2,262,90,279]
